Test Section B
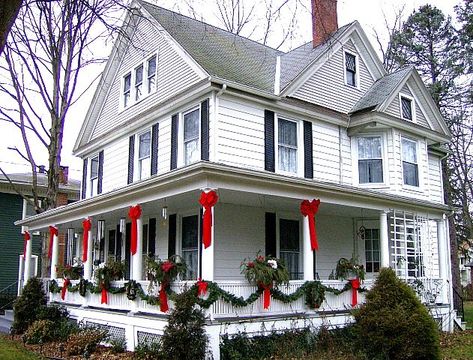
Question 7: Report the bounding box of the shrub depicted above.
[134,340,161,359]
[110,336,127,353]
[22,319,55,344]
[66,327,109,356]
[353,268,440,360]
[159,290,208,360]
[12,277,47,334]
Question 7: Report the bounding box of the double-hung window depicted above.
[183,108,200,165]
[345,52,357,87]
[122,53,157,109]
[400,96,413,121]
[364,228,380,273]
[147,56,157,94]
[90,155,99,197]
[135,65,143,102]
[279,218,301,280]
[357,136,383,184]
[278,118,298,174]
[123,73,131,108]
[402,137,419,186]
[181,215,199,280]
[138,131,151,180]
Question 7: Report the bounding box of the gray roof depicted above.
[0,172,80,192]
[350,66,413,113]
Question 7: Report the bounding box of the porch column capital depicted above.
[379,210,389,269]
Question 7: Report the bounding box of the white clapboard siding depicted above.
[293,40,374,114]
[157,117,171,175]
[102,137,129,193]
[90,15,203,141]
[428,154,443,203]
[385,84,430,128]
[313,121,340,183]
[339,127,352,185]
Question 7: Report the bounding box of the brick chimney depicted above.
[312,0,338,48]
[59,165,69,185]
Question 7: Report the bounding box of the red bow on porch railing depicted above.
[48,226,58,259]
[300,199,321,251]
[199,190,218,249]
[23,231,30,257]
[101,283,108,304]
[128,205,142,256]
[61,278,71,300]
[350,278,360,307]
[262,284,272,310]
[197,278,208,297]
[82,219,91,262]
[159,282,169,313]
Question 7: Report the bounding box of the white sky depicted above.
[0,0,460,179]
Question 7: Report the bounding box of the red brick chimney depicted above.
[312,0,338,48]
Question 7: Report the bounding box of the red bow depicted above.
[61,278,71,300]
[197,278,208,297]
[82,219,91,262]
[101,283,108,304]
[300,199,321,251]
[23,231,30,257]
[48,226,58,259]
[128,205,142,255]
[159,282,169,313]
[350,278,360,307]
[262,284,272,310]
[199,190,218,249]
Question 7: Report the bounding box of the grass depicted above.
[440,330,473,360]
[465,301,473,330]
[0,335,41,360]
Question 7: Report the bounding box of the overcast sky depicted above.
[0,0,461,178]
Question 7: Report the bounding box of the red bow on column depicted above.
[101,284,108,304]
[199,190,218,249]
[82,219,91,262]
[48,226,58,259]
[350,278,360,307]
[300,199,321,251]
[128,205,142,255]
[197,278,208,297]
[23,231,30,257]
[159,282,169,313]
[262,284,272,310]
[61,278,71,300]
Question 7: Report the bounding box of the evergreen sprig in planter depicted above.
[94,259,125,304]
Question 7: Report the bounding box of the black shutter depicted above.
[81,158,88,199]
[265,212,276,257]
[127,135,135,184]
[125,222,131,279]
[201,99,209,161]
[170,114,179,170]
[97,150,104,194]
[264,110,275,172]
[303,121,313,179]
[151,123,159,175]
[149,218,156,257]
[168,214,176,258]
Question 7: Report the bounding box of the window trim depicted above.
[352,133,388,188]
[343,50,360,89]
[274,115,303,177]
[276,213,302,280]
[399,93,415,122]
[178,105,201,167]
[401,136,420,188]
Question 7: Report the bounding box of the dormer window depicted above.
[135,65,143,101]
[345,52,357,87]
[121,53,157,109]
[123,73,131,107]
[401,96,413,121]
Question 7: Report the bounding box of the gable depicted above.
[385,84,430,128]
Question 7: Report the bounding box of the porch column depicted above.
[437,217,448,304]
[132,217,143,281]
[302,215,314,281]
[50,227,59,280]
[83,228,93,280]
[380,211,390,268]
[23,230,32,284]
[200,190,218,282]
[201,211,215,281]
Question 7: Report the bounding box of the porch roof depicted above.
[15,162,449,231]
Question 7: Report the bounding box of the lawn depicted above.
[465,301,473,330]
[0,335,41,360]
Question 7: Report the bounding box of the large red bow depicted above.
[61,278,71,300]
[23,231,30,257]
[197,278,208,297]
[101,283,108,304]
[350,278,360,307]
[128,205,142,255]
[159,282,169,313]
[300,199,321,251]
[262,284,272,310]
[82,219,91,262]
[199,190,218,249]
[48,226,58,259]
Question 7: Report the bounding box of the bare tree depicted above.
[0,0,127,213]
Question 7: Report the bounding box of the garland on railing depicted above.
[49,278,367,310]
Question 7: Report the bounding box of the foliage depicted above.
[66,327,109,356]
[94,259,125,290]
[333,257,365,281]
[160,290,208,360]
[241,254,289,287]
[146,255,187,290]
[133,340,162,359]
[12,278,47,334]
[0,335,43,360]
[353,268,440,360]
[56,263,83,280]
[35,305,78,342]
[109,336,127,353]
[22,319,55,345]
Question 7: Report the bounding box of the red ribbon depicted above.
[199,190,218,249]
[48,226,58,259]
[61,278,71,300]
[128,205,142,255]
[350,278,360,307]
[300,199,321,251]
[82,219,91,262]
[101,284,108,304]
[159,282,169,313]
[262,285,271,310]
[197,278,208,297]
[23,231,30,257]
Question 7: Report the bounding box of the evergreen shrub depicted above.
[11,277,46,334]
[22,319,55,344]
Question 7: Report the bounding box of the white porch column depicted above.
[50,227,59,280]
[83,229,93,280]
[380,211,390,268]
[201,210,215,282]
[437,217,448,304]
[132,217,143,281]
[302,215,314,281]
[23,231,33,284]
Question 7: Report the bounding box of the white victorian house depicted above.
[16,0,456,357]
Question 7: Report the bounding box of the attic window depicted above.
[123,73,131,107]
[345,52,357,87]
[135,65,143,101]
[401,96,413,121]
[147,56,157,93]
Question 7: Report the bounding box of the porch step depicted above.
[0,310,14,334]
[453,311,466,331]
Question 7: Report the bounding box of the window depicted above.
[364,228,380,273]
[357,136,383,184]
[402,138,419,186]
[400,96,413,121]
[123,73,131,108]
[90,155,99,197]
[138,131,151,179]
[147,56,157,94]
[181,215,199,280]
[135,65,143,101]
[279,219,301,280]
[345,52,357,87]
[278,118,298,173]
[183,108,200,165]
